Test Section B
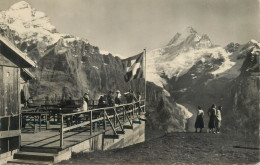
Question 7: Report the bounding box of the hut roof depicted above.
[0,35,36,68]
[21,68,35,80]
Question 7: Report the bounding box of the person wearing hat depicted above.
[115,90,121,106]
[195,105,204,133]
[124,89,137,104]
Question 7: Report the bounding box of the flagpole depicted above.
[144,48,146,113]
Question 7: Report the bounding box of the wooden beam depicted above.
[113,109,124,132]
[105,112,117,135]
[0,130,21,139]
[90,111,92,136]
[123,125,133,129]
[125,112,133,127]
[116,131,125,134]
[63,121,90,132]
[133,121,142,124]
[60,116,64,147]
[103,134,119,139]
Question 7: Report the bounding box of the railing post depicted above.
[113,108,116,127]
[60,115,64,148]
[90,111,93,136]
[103,109,106,131]
[123,106,125,123]
[39,114,41,132]
[132,103,134,116]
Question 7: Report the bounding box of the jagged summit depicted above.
[9,1,31,10]
[167,27,212,49]
[0,1,113,57]
[0,0,63,47]
[184,26,197,34]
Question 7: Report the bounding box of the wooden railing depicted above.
[59,100,145,147]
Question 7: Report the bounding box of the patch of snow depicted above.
[92,66,99,70]
[163,89,171,96]
[147,46,228,82]
[100,50,124,59]
[100,50,110,55]
[146,48,167,88]
[201,57,206,63]
[250,40,260,55]
[211,51,235,75]
[251,47,260,55]
[176,103,193,119]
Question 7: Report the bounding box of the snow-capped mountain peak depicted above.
[0,1,63,47]
[10,1,31,10]
[166,27,212,49]
[147,27,259,89]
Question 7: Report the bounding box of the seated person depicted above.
[27,97,34,108]
[65,97,75,106]
[98,95,106,108]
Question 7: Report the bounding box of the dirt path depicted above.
[60,129,259,165]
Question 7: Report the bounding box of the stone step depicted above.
[13,151,57,162]
[8,159,52,165]
[20,146,61,154]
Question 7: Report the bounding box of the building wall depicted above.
[0,65,21,156]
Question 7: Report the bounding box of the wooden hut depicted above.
[0,35,36,159]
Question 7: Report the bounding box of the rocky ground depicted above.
[60,128,259,165]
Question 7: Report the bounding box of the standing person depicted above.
[136,91,142,113]
[107,90,114,107]
[81,95,88,111]
[215,106,222,133]
[81,98,88,111]
[125,89,137,103]
[136,92,141,102]
[83,93,89,105]
[208,104,217,133]
[115,90,121,106]
[124,89,137,111]
[195,106,204,133]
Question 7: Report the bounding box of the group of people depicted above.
[98,89,141,108]
[194,104,222,134]
[77,89,142,111]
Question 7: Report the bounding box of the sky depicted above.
[0,0,259,57]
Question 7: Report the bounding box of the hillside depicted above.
[60,130,259,164]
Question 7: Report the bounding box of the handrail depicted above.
[59,100,145,147]
[62,99,145,117]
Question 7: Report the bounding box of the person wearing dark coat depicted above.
[195,105,204,133]
[98,95,106,108]
[107,91,114,107]
[208,104,217,133]
[125,90,137,103]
